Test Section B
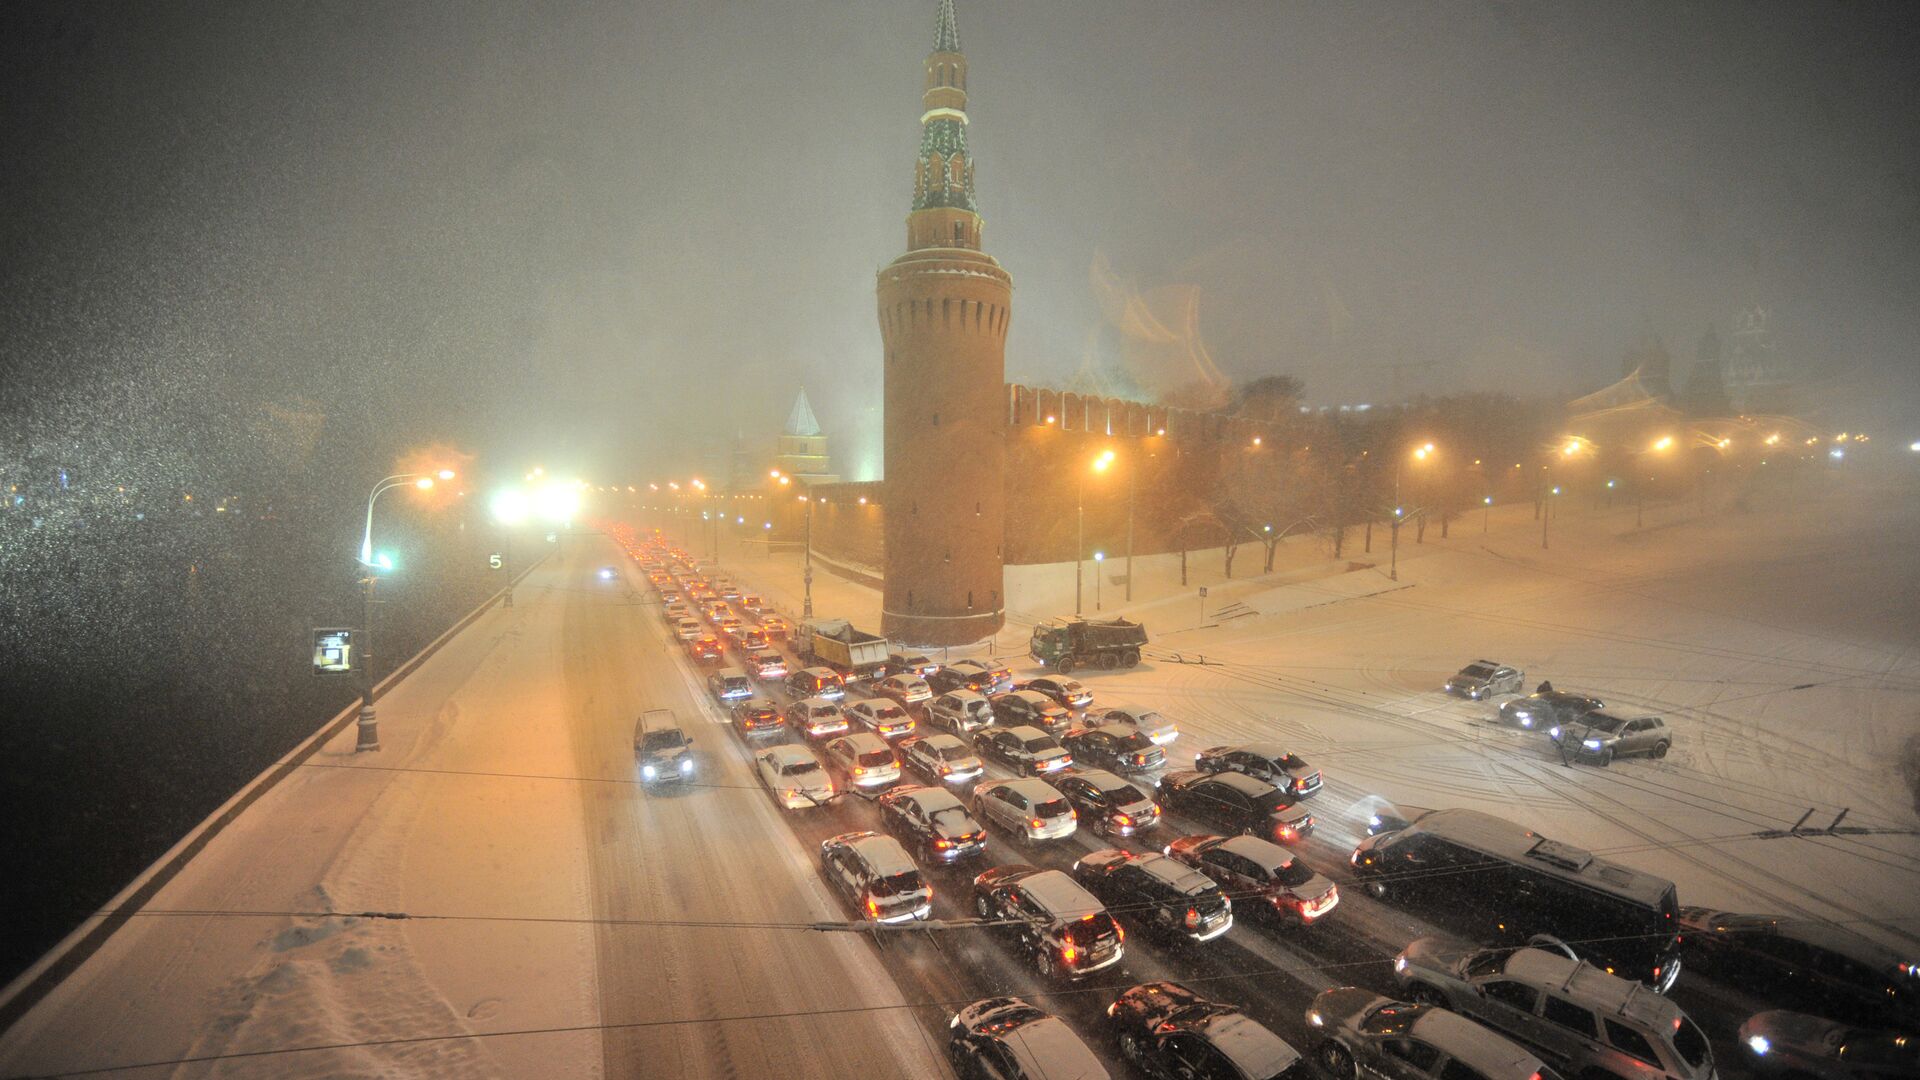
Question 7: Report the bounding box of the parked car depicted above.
[1393,939,1715,1080]
[820,831,931,924]
[1157,771,1315,843]
[1304,990,1558,1080]
[991,690,1072,736]
[930,659,1014,696]
[729,696,784,736]
[948,997,1111,1080]
[707,667,753,701]
[1677,906,1920,1026]
[1098,706,1179,746]
[1194,743,1323,799]
[878,784,988,863]
[1498,686,1604,731]
[786,665,845,701]
[1055,769,1160,836]
[972,778,1078,842]
[847,698,917,740]
[786,696,850,741]
[1063,725,1167,775]
[1107,981,1305,1080]
[1072,849,1232,944]
[1446,660,1525,700]
[927,690,996,735]
[1550,712,1673,763]
[1164,833,1339,928]
[822,733,901,790]
[876,673,933,707]
[975,725,1073,776]
[898,733,985,786]
[755,744,834,810]
[888,651,940,678]
[1739,1011,1920,1080]
[1021,674,1093,711]
[970,865,1122,978]
[745,649,787,681]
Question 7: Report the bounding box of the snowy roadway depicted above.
[0,544,940,1078]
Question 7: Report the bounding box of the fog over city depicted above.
[3,3,1918,1077]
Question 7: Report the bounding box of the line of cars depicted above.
[1446,660,1676,765]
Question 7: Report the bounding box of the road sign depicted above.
[1198,586,1209,597]
[488,553,503,570]
[312,628,355,675]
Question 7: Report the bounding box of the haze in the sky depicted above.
[4,0,1916,484]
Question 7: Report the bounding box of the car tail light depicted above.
[1114,813,1133,827]
[853,766,866,776]
[1184,907,1200,929]
[1062,943,1077,965]
[1277,825,1296,840]
[1115,923,1124,941]
[935,839,952,849]
[1030,818,1043,829]
[866,897,879,916]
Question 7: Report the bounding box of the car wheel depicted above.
[1036,949,1057,979]
[1122,649,1140,667]
[1056,658,1074,675]
[975,894,993,918]
[1118,1031,1144,1061]
[1597,748,1615,767]
[1097,652,1117,670]
[1651,741,1669,759]
[1318,1040,1356,1080]
[1366,879,1389,900]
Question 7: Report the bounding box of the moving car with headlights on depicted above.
[1550,712,1673,763]
[876,672,933,707]
[1157,770,1315,843]
[1446,660,1525,700]
[1304,991,1560,1080]
[971,865,1124,979]
[1194,743,1323,799]
[1393,939,1714,1080]
[975,725,1073,776]
[948,997,1111,1080]
[823,732,901,790]
[1677,906,1920,1026]
[847,698,916,740]
[1055,769,1159,836]
[898,733,984,785]
[972,778,1078,842]
[1107,982,1305,1080]
[1165,833,1338,928]
[988,690,1069,736]
[1021,674,1093,711]
[1498,685,1603,731]
[729,696,783,736]
[1064,724,1167,774]
[878,784,987,863]
[1739,1011,1919,1080]
[755,744,834,810]
[820,831,932,924]
[1072,849,1231,944]
[634,709,694,785]
[927,689,995,735]
[786,696,850,741]
[1095,706,1179,746]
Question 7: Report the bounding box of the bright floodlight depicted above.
[414,477,434,490]
[1094,551,1105,561]
[374,552,396,571]
[1651,435,1674,452]
[490,489,530,524]
[533,483,581,522]
[436,469,456,480]
[1092,449,1116,472]
[1910,440,1920,452]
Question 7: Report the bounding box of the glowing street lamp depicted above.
[351,468,455,751]
[1391,442,1435,581]
[1078,450,1119,613]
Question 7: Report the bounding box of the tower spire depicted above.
[934,0,961,53]
[908,0,980,246]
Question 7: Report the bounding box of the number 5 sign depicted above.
[488,553,503,570]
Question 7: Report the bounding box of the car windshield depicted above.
[1581,715,1626,733]
[1034,797,1070,818]
[870,705,906,720]
[936,743,975,761]
[781,761,822,778]
[1462,949,1506,978]
[1271,858,1314,887]
[641,730,686,751]
[1063,915,1118,948]
[809,705,838,718]
[857,750,895,768]
[1276,753,1308,769]
[1461,665,1495,679]
[1672,1017,1711,1069]
[1359,1002,1422,1035]
[929,806,973,829]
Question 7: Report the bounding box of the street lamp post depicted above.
[1542,485,1559,549]
[1390,443,1432,582]
[353,469,453,752]
[1077,449,1116,615]
[1093,552,1105,610]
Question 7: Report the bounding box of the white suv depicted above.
[972,778,1077,842]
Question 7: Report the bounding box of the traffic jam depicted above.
[605,525,1919,1080]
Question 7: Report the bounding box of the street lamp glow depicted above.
[1551,486,1562,495]
[1094,551,1104,561]
[1910,440,1920,453]
[490,489,530,524]
[413,477,434,490]
[1251,436,1262,447]
[1483,496,1493,505]
[373,551,395,571]
[770,469,782,479]
[1651,435,1675,452]
[1092,449,1116,473]
[436,469,456,480]
[533,483,581,523]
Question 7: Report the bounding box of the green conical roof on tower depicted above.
[934,0,962,53]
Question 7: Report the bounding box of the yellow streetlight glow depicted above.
[1252,436,1263,447]
[414,477,434,490]
[1092,449,1116,473]
[1651,435,1675,452]
[436,469,456,480]
[770,469,782,479]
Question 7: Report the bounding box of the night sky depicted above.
[5,0,1917,485]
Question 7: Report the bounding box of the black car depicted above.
[1063,724,1167,774]
[949,997,1109,1080]
[1193,743,1322,798]
[1163,834,1340,928]
[1678,907,1920,1026]
[973,725,1073,777]
[1055,770,1161,837]
[1071,849,1232,944]
[971,865,1125,979]
[1157,770,1315,843]
[1497,686,1604,731]
[1107,981,1306,1080]
[990,690,1072,736]
[877,784,989,864]
[887,650,940,678]
[929,659,1012,695]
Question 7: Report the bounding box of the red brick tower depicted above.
[878,0,1012,646]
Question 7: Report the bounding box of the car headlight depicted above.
[642,765,657,779]
[1307,1010,1323,1028]
[680,758,693,773]
[1582,738,1604,750]
[1368,814,1383,829]
[1393,955,1407,973]
[1520,717,1533,728]
[1549,726,1561,738]
[1745,1035,1770,1057]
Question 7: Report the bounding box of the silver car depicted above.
[1550,712,1672,763]
[927,689,995,735]
[1098,705,1179,746]
[1305,989,1562,1080]
[1394,939,1714,1080]
[1446,660,1525,700]
[973,778,1077,842]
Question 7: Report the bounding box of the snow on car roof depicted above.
[1218,834,1293,869]
[1017,870,1104,921]
[995,777,1069,804]
[1189,1011,1299,1078]
[1502,950,1682,1026]
[765,745,818,768]
[1410,1008,1541,1076]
